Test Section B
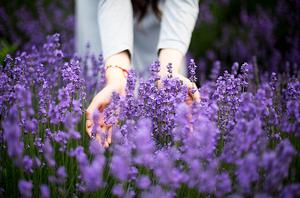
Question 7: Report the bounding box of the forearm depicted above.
[157,0,199,76]
[104,50,130,92]
[158,48,184,76]
[105,50,131,70]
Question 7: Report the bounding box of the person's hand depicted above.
[86,50,130,148]
[158,48,201,105]
[158,71,201,105]
[85,67,127,148]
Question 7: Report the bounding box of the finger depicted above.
[190,83,201,103]
[86,87,112,120]
[86,102,97,120]
[193,89,201,102]
[86,87,114,138]
[106,126,112,144]
[95,134,102,144]
[103,141,109,148]
[86,121,92,138]
[156,79,163,89]
[86,102,104,121]
[86,119,92,128]
[177,75,200,103]
[98,111,105,127]
[185,93,193,106]
[176,74,193,87]
[99,125,112,148]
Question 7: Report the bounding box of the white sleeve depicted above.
[97,0,134,61]
[157,0,199,55]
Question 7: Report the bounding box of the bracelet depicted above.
[105,65,129,78]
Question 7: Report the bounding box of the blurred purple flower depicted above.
[40,184,50,198]
[18,180,32,198]
[43,138,55,168]
[2,105,24,162]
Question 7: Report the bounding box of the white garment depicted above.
[75,0,199,77]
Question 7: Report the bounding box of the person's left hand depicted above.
[158,71,201,105]
[157,48,201,105]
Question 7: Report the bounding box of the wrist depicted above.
[158,48,183,76]
[104,51,130,83]
[105,65,129,77]
[105,66,127,90]
[105,50,131,71]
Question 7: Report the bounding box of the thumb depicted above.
[174,74,201,103]
[86,86,112,120]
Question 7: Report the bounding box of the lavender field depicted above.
[1,0,300,197]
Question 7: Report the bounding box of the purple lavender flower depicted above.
[22,155,33,173]
[112,184,124,197]
[34,137,43,153]
[166,63,173,78]
[141,185,173,198]
[69,146,88,167]
[132,118,155,165]
[53,130,70,152]
[183,115,219,160]
[104,92,121,125]
[172,103,191,142]
[119,70,139,121]
[18,180,32,198]
[137,176,151,189]
[149,60,161,80]
[213,68,244,134]
[280,184,300,198]
[43,138,55,168]
[111,146,132,182]
[231,62,239,76]
[81,155,105,192]
[40,184,50,198]
[187,59,197,83]
[262,139,296,192]
[222,118,267,163]
[281,78,300,136]
[210,61,221,81]
[89,140,104,155]
[64,112,81,140]
[236,153,259,193]
[151,149,185,189]
[216,172,232,196]
[2,105,24,162]
[56,166,67,184]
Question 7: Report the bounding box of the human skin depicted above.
[86,49,200,147]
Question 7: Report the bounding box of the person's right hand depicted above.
[86,50,130,148]
[85,66,127,148]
